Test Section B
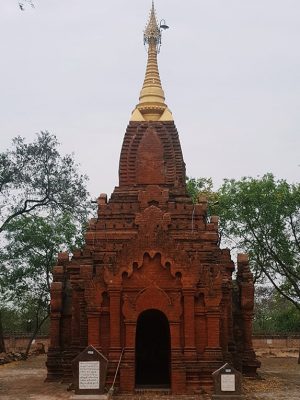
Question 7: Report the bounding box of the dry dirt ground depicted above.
[0,355,299,400]
[244,357,300,400]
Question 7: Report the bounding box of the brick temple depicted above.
[46,3,260,394]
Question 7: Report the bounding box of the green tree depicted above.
[216,174,300,362]
[0,306,47,334]
[216,174,300,311]
[0,132,92,353]
[0,131,89,235]
[1,213,85,356]
[187,174,300,361]
[186,177,218,206]
[254,286,300,334]
[187,174,300,311]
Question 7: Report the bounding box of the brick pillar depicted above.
[108,288,122,390]
[227,295,235,351]
[240,311,261,376]
[243,312,254,351]
[46,282,63,381]
[220,299,234,366]
[120,321,135,393]
[220,285,232,361]
[49,312,61,348]
[241,310,260,372]
[109,288,121,352]
[170,321,186,394]
[46,310,63,381]
[170,321,181,350]
[79,290,88,348]
[183,288,197,359]
[87,309,101,348]
[204,308,222,361]
[71,289,81,347]
[206,309,220,347]
[224,306,230,349]
[237,253,261,376]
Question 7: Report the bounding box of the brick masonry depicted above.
[46,120,260,394]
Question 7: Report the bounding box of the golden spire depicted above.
[131,2,173,122]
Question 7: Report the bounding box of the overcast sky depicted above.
[1,0,299,199]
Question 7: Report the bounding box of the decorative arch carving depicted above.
[122,286,182,322]
[84,279,106,309]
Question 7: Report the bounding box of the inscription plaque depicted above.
[221,374,235,392]
[79,361,100,389]
[212,363,244,399]
[72,345,108,395]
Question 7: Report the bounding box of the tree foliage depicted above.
[186,177,218,207]
[0,131,89,235]
[186,174,300,337]
[1,213,85,356]
[0,132,92,354]
[254,286,300,334]
[216,173,300,311]
[2,213,83,303]
[1,304,49,335]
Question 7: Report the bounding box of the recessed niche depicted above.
[122,271,129,279]
[175,272,182,280]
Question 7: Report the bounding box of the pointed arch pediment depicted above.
[118,122,186,188]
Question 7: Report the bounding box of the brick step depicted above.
[113,397,211,400]
[113,394,211,400]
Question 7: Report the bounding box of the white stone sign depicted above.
[79,361,100,389]
[221,374,235,392]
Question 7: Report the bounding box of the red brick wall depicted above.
[4,335,50,353]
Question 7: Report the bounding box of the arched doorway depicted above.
[135,309,171,388]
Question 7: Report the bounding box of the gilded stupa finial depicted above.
[130,2,173,122]
[144,1,161,50]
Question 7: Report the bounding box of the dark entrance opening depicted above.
[135,309,171,388]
